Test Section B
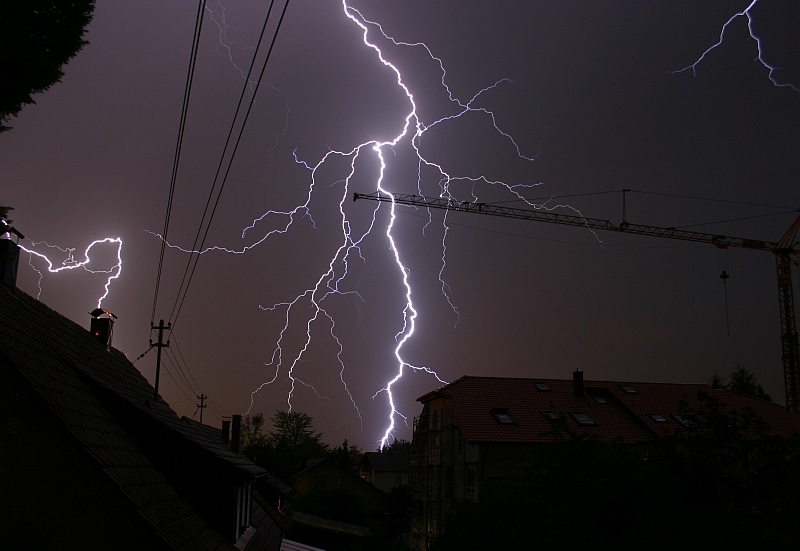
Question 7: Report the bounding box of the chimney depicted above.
[231,414,242,453]
[89,309,116,347]
[0,238,20,288]
[221,419,231,444]
[573,369,584,397]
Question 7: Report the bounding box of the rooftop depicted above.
[418,375,800,444]
[0,281,283,549]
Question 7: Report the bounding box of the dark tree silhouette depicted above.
[1,0,95,131]
[266,410,328,478]
[709,364,772,402]
[330,438,361,468]
[728,364,772,401]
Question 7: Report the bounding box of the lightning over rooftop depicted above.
[3,1,798,448]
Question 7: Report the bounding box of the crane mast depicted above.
[353,191,800,411]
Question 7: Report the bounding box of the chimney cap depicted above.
[1,220,25,241]
[90,307,117,319]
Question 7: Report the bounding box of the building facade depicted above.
[409,373,800,550]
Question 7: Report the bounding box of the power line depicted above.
[164,345,199,397]
[168,331,202,393]
[151,0,208,325]
[168,0,292,330]
[627,189,794,210]
[675,210,800,230]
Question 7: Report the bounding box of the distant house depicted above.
[409,372,800,551]
[288,457,387,516]
[286,457,388,549]
[359,451,409,494]
[0,240,291,550]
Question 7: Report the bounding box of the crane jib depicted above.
[353,191,800,411]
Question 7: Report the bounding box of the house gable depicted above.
[0,283,284,550]
[0,360,170,550]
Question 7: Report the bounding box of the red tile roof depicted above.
[602,380,800,438]
[417,375,800,444]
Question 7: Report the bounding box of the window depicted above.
[466,465,477,499]
[586,390,608,404]
[649,413,667,423]
[672,414,695,427]
[491,408,515,425]
[570,412,596,426]
[541,411,558,421]
[533,382,550,391]
[619,385,637,394]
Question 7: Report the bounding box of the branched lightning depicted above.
[18,238,123,308]
[673,0,799,92]
[157,0,588,448]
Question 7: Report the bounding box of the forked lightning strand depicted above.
[18,238,123,308]
[159,0,577,448]
[674,0,799,92]
[254,1,556,447]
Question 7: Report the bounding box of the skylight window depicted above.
[649,413,667,423]
[671,414,695,427]
[541,411,558,421]
[533,382,550,391]
[619,385,637,394]
[586,390,607,404]
[570,412,596,426]
[491,408,515,425]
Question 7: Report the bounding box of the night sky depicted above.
[2,0,799,448]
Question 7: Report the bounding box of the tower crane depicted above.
[353,191,800,411]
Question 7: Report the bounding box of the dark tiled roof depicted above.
[245,489,291,551]
[178,416,265,477]
[0,284,239,550]
[418,375,800,444]
[601,380,800,438]
[179,416,293,497]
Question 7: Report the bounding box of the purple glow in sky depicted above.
[2,0,798,448]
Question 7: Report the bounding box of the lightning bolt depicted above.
[18,238,123,308]
[157,0,589,448]
[673,0,799,92]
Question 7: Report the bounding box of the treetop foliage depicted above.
[710,364,772,402]
[240,410,328,479]
[1,0,95,131]
[267,410,328,455]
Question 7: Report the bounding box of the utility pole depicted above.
[150,319,171,402]
[196,394,207,423]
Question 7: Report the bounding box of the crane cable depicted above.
[718,248,731,336]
